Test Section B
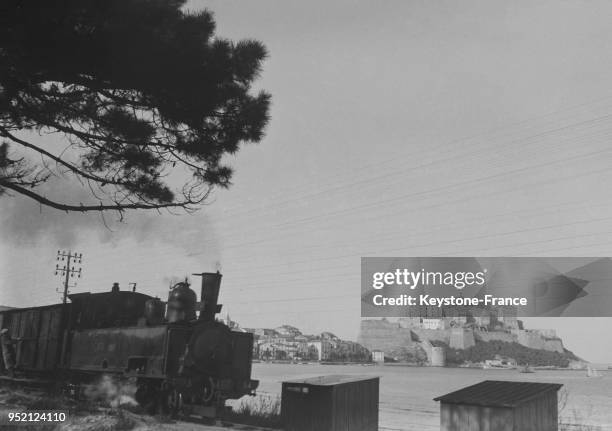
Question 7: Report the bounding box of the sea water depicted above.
[248,363,612,431]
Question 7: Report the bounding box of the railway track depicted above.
[180,416,280,431]
[0,375,58,391]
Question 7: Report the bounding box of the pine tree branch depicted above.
[0,126,125,186]
[0,180,205,213]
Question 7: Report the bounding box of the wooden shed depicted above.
[434,380,563,431]
[281,375,379,431]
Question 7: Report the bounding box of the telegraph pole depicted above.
[55,250,83,303]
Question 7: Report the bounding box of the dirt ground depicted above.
[0,386,262,431]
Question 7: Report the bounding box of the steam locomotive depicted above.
[0,272,258,417]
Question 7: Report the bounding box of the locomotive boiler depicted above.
[0,272,258,417]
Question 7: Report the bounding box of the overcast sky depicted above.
[2,0,612,362]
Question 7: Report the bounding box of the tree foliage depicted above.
[327,342,371,363]
[0,0,270,213]
[444,340,577,368]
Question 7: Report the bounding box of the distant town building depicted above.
[307,340,332,361]
[372,350,385,363]
[320,331,339,340]
[275,325,302,337]
[484,356,517,368]
[398,317,421,328]
[533,329,557,339]
[496,306,520,329]
[248,322,369,363]
[449,328,475,350]
[430,346,446,367]
[473,315,491,327]
[448,316,468,327]
[254,328,280,337]
[422,318,449,330]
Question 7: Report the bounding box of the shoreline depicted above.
[252,360,608,371]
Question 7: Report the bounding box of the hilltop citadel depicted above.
[358,310,572,367]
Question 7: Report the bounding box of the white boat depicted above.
[587,366,602,377]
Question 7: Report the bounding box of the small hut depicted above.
[434,380,562,431]
[281,375,379,431]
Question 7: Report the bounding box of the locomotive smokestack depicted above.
[193,272,223,321]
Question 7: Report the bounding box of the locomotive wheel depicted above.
[202,377,215,405]
[145,399,158,415]
[166,389,183,418]
[135,385,148,406]
[135,383,159,415]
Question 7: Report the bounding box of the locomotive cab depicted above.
[68,283,155,329]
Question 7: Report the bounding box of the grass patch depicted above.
[226,395,282,429]
[558,389,603,431]
[107,409,137,431]
[64,410,138,431]
[560,420,603,431]
[2,425,58,431]
[24,396,66,411]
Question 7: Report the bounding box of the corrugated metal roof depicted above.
[283,374,379,386]
[433,380,563,408]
